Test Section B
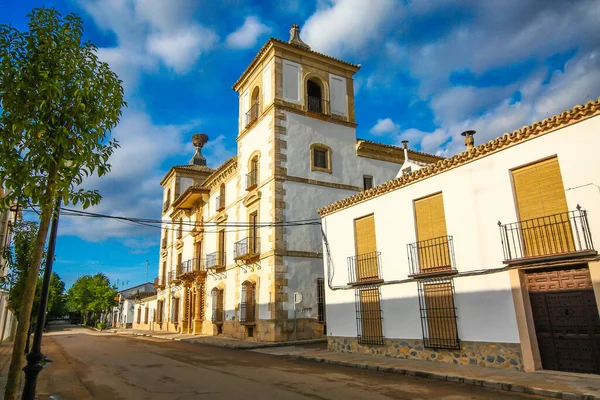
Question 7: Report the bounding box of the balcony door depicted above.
[249,211,258,254]
[218,229,225,267]
[354,214,378,281]
[414,193,450,271]
[512,157,574,257]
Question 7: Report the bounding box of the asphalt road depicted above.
[38,323,544,400]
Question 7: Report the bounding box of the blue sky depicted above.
[3,0,599,289]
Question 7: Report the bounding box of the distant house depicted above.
[318,98,600,374]
[112,283,156,329]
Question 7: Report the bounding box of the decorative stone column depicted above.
[194,283,203,334]
[181,286,189,333]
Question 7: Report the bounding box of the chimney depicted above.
[461,130,476,150]
[288,24,310,50]
[401,140,409,162]
[190,133,209,166]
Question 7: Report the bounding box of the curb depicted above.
[292,355,599,400]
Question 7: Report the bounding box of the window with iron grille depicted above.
[240,281,256,324]
[363,175,373,191]
[355,286,384,345]
[317,278,326,323]
[211,288,224,323]
[417,278,460,349]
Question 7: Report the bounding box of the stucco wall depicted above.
[322,115,600,343]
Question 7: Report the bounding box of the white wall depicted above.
[322,115,600,343]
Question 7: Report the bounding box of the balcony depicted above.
[347,251,383,285]
[407,236,457,277]
[234,237,260,261]
[153,276,165,288]
[179,258,205,275]
[167,270,178,284]
[245,102,259,127]
[246,169,258,191]
[498,207,596,264]
[215,195,225,212]
[161,237,167,249]
[306,96,330,115]
[206,251,226,270]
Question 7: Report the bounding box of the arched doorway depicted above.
[307,79,323,113]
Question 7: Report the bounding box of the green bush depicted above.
[96,323,106,330]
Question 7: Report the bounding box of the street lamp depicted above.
[21,198,61,399]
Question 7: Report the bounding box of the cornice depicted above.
[318,97,600,217]
[203,157,238,191]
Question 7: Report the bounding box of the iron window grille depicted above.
[234,237,261,260]
[407,235,457,276]
[180,258,204,274]
[347,251,382,284]
[306,95,330,115]
[211,288,224,323]
[313,148,328,169]
[355,286,384,345]
[417,277,460,350]
[498,206,595,262]
[240,281,256,324]
[363,175,373,191]
[317,278,326,323]
[245,102,259,127]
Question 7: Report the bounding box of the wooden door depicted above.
[354,215,378,281]
[512,158,574,257]
[414,193,450,271]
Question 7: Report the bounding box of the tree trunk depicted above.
[4,170,57,400]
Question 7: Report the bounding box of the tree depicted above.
[0,8,125,398]
[66,273,117,325]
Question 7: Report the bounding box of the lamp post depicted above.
[21,199,61,400]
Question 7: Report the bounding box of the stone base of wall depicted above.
[213,319,326,342]
[328,337,523,370]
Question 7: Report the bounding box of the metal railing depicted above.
[161,237,167,249]
[216,195,225,211]
[206,251,226,269]
[167,270,177,283]
[498,207,595,262]
[306,95,330,115]
[417,278,461,350]
[180,258,204,275]
[355,286,384,345]
[317,278,326,323]
[407,236,456,275]
[347,251,382,284]
[234,237,260,260]
[246,169,258,190]
[153,276,165,287]
[245,102,259,127]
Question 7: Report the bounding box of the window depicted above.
[144,307,149,323]
[352,214,380,282]
[363,175,373,191]
[172,298,180,323]
[246,87,260,127]
[194,240,202,260]
[414,193,451,272]
[177,253,183,275]
[217,184,225,211]
[211,288,224,323]
[157,300,163,323]
[310,143,332,173]
[177,220,183,239]
[417,278,460,349]
[137,307,141,324]
[329,74,347,116]
[317,278,326,324]
[249,211,258,254]
[217,229,226,268]
[306,78,324,114]
[403,167,412,175]
[163,189,171,212]
[355,287,383,345]
[247,156,259,190]
[240,281,256,324]
[162,228,168,248]
[161,261,167,281]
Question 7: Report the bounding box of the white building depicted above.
[318,98,600,374]
[146,25,441,341]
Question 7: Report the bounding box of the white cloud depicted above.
[226,16,271,50]
[370,118,400,135]
[302,0,398,56]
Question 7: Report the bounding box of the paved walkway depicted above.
[290,348,600,400]
[109,327,326,349]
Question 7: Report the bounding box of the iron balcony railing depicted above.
[245,102,259,127]
[348,251,382,284]
[161,237,167,249]
[167,270,177,283]
[306,95,330,115]
[180,258,205,275]
[153,276,165,288]
[216,195,225,212]
[498,207,595,262]
[234,237,261,260]
[206,251,226,269]
[246,169,258,190]
[407,236,456,276]
[163,200,170,212]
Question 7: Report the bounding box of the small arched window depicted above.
[247,156,259,190]
[217,184,225,211]
[240,281,256,324]
[246,87,260,126]
[310,143,332,174]
[306,78,324,114]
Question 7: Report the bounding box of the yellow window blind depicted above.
[359,288,383,344]
[354,215,379,281]
[414,193,450,271]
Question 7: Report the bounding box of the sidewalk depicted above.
[0,342,13,395]
[109,327,327,349]
[292,348,600,400]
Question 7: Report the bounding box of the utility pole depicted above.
[21,199,61,400]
